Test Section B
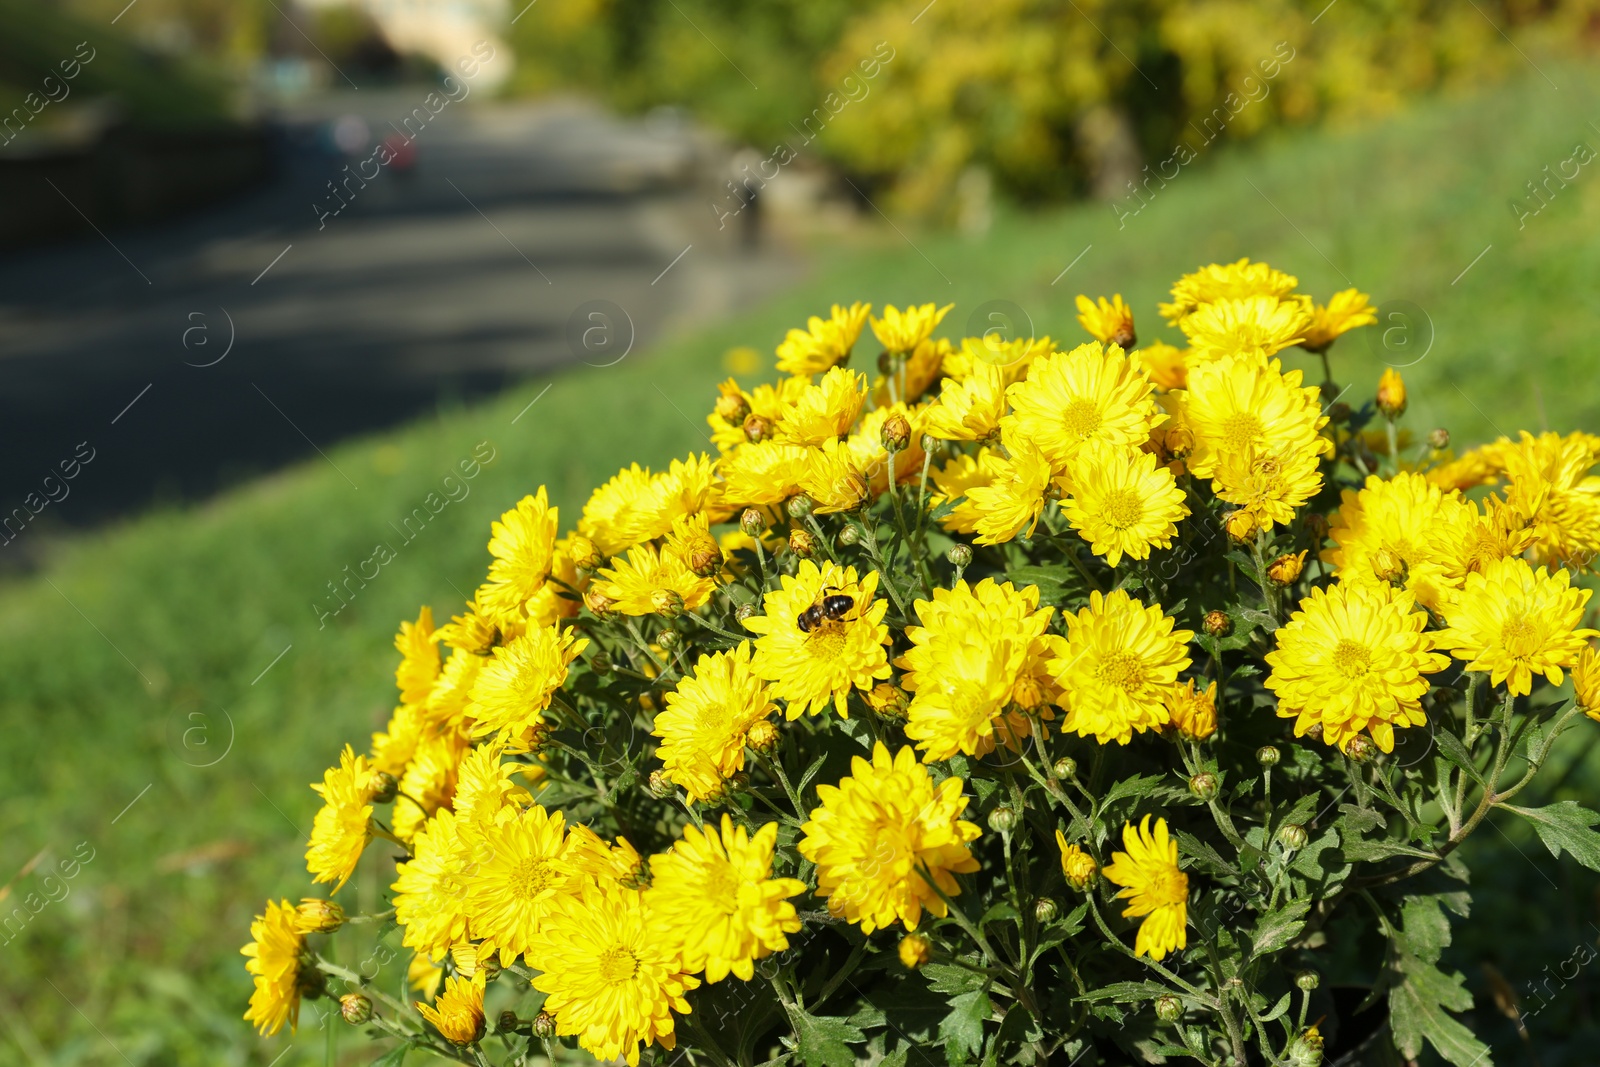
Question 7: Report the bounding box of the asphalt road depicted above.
[0,92,799,565]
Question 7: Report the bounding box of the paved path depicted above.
[0,93,799,562]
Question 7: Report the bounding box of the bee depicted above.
[796,586,856,633]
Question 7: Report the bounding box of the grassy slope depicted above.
[2,65,1598,1064]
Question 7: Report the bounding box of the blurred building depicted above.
[297,0,512,88]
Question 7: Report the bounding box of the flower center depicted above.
[806,626,848,659]
[1220,412,1264,452]
[1096,651,1145,692]
[1147,866,1188,907]
[1101,490,1144,530]
[694,699,732,733]
[702,862,739,910]
[1061,399,1103,441]
[1501,618,1542,659]
[596,945,640,984]
[1331,639,1373,678]
[509,858,557,901]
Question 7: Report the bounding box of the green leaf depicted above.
[1249,899,1310,958]
[1341,835,1434,864]
[921,963,986,995]
[1503,801,1600,871]
[937,989,991,1066]
[1389,955,1492,1067]
[1073,980,1175,1003]
[371,1049,409,1067]
[1005,564,1083,606]
[1432,728,1483,784]
[1097,773,1166,817]
[1238,608,1278,632]
[788,1010,865,1067]
[1261,992,1292,1022]
[1174,830,1240,877]
[1397,895,1452,964]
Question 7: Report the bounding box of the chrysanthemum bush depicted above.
[245,258,1600,1067]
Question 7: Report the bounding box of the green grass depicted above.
[3,64,1599,1065]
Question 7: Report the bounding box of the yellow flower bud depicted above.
[788,528,817,558]
[1376,367,1407,419]
[567,533,603,572]
[1225,509,1260,544]
[1575,646,1600,719]
[746,718,780,755]
[865,682,909,719]
[1054,830,1098,890]
[294,898,345,934]
[1267,550,1307,586]
[898,932,933,970]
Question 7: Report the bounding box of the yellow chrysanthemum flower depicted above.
[1574,645,1600,718]
[241,899,308,1036]
[707,375,811,454]
[1102,816,1188,961]
[717,440,811,509]
[452,741,531,828]
[466,624,587,743]
[799,437,872,514]
[1054,831,1099,890]
[1159,258,1300,325]
[877,334,950,405]
[393,808,474,959]
[1048,589,1193,744]
[1323,472,1474,612]
[1132,341,1187,391]
[1211,442,1327,531]
[1426,438,1517,492]
[645,816,805,982]
[1164,678,1217,741]
[408,952,444,999]
[595,542,716,616]
[653,642,776,802]
[1175,353,1329,482]
[1502,430,1600,569]
[663,512,724,579]
[395,606,440,705]
[798,743,981,933]
[775,302,871,376]
[306,745,377,894]
[1076,293,1136,348]
[564,825,648,891]
[925,361,1007,442]
[526,534,586,628]
[1265,582,1447,752]
[929,449,1004,535]
[966,441,1054,545]
[1300,289,1377,353]
[370,700,425,777]
[464,803,572,965]
[1180,295,1311,364]
[580,456,719,556]
[475,489,559,622]
[1002,341,1163,471]
[743,559,892,718]
[943,334,1056,385]
[897,578,1056,760]
[528,884,698,1067]
[438,593,515,657]
[870,302,953,354]
[422,646,484,738]
[774,367,868,446]
[580,462,653,557]
[1436,556,1597,696]
[1061,442,1189,567]
[393,727,468,841]
[417,973,485,1046]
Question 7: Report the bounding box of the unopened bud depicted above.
[497,1010,522,1034]
[656,628,682,650]
[584,587,615,618]
[1376,368,1407,419]
[727,771,751,793]
[787,494,814,519]
[1189,772,1218,801]
[1277,823,1308,850]
[838,524,860,546]
[1296,970,1320,991]
[881,414,912,453]
[743,414,772,444]
[1256,745,1280,768]
[789,528,817,558]
[1371,547,1407,586]
[567,534,603,572]
[987,805,1019,834]
[898,932,933,970]
[735,603,757,622]
[920,433,939,456]
[1345,734,1376,763]
[866,682,909,719]
[715,391,751,424]
[1053,757,1077,779]
[1225,509,1259,544]
[947,543,973,568]
[1328,401,1352,423]
[1427,427,1450,451]
[746,719,780,755]
[1154,994,1183,1024]
[479,952,502,982]
[740,508,765,537]
[1203,610,1232,637]
[532,1010,557,1039]
[1034,897,1059,924]
[340,993,373,1025]
[367,772,399,805]
[651,589,685,617]
[1165,424,1194,457]
[589,650,612,675]
[294,898,346,934]
[1285,1025,1324,1067]
[1303,511,1330,542]
[1268,551,1307,586]
[648,769,677,799]
[685,537,724,579]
